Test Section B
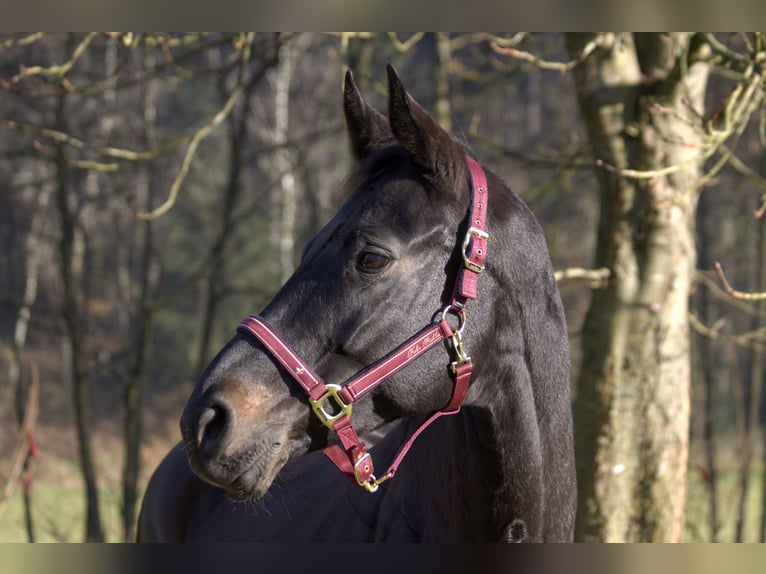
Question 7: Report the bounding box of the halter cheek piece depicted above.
[237,156,488,493]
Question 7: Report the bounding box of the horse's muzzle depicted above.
[179,378,302,498]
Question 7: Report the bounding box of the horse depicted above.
[138,65,576,542]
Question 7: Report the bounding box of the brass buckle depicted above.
[353,453,392,493]
[462,226,489,274]
[309,384,352,430]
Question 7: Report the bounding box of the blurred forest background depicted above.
[0,32,765,542]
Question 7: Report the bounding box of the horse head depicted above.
[172,66,575,543]
[180,65,493,500]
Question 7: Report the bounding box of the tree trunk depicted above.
[121,45,157,543]
[735,196,766,542]
[54,88,104,542]
[695,190,720,542]
[271,36,308,286]
[758,105,766,545]
[7,167,50,543]
[193,103,243,375]
[194,38,270,375]
[433,33,452,132]
[568,32,709,542]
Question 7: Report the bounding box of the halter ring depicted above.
[440,304,467,338]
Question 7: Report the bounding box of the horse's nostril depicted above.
[196,402,230,453]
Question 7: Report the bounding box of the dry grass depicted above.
[0,412,180,542]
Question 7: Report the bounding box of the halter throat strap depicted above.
[236,155,488,492]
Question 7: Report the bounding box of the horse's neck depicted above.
[380,354,549,542]
[374,408,502,541]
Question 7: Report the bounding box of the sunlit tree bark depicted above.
[569,32,709,542]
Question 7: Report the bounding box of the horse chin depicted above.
[189,441,297,500]
[221,436,308,501]
[231,451,287,500]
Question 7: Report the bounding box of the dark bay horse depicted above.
[138,65,576,542]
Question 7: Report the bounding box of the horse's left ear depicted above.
[344,69,392,161]
[386,64,464,193]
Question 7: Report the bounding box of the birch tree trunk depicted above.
[568,32,710,542]
[272,37,305,285]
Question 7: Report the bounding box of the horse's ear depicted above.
[343,69,391,161]
[386,64,463,191]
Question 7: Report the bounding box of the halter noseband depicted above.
[237,155,488,493]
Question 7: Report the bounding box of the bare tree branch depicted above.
[695,270,766,318]
[0,364,39,519]
[554,266,610,288]
[491,33,607,73]
[134,83,242,221]
[715,260,766,300]
[595,157,699,180]
[689,311,766,353]
[387,33,426,53]
[135,32,256,221]
[0,33,44,50]
[3,120,189,162]
[11,32,98,86]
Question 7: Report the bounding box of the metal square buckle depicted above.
[353,452,376,491]
[462,226,489,274]
[309,384,352,429]
[353,452,392,493]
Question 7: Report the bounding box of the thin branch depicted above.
[485,33,528,48]
[12,32,98,86]
[135,32,212,48]
[596,157,699,180]
[0,33,44,50]
[0,364,39,519]
[720,145,766,205]
[134,85,241,220]
[67,159,120,172]
[331,32,374,56]
[473,134,592,171]
[715,261,766,300]
[491,33,605,73]
[740,32,755,54]
[3,120,189,162]
[689,311,728,340]
[387,32,426,53]
[554,266,610,288]
[597,72,764,184]
[2,34,240,100]
[135,33,256,221]
[703,33,749,65]
[694,270,766,318]
[690,311,766,353]
[448,33,524,52]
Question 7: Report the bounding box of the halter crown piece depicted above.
[237,155,489,493]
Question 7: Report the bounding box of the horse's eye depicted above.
[357,251,391,272]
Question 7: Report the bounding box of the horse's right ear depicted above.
[343,70,391,161]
